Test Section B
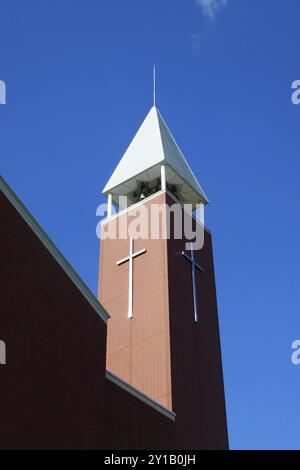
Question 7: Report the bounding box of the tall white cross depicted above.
[182,249,204,323]
[116,238,147,319]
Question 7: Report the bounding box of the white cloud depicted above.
[189,33,202,55]
[195,0,227,20]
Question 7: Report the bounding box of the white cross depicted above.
[182,249,204,323]
[116,238,147,319]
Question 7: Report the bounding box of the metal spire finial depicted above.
[153,64,156,107]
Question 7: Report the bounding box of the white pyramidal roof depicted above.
[102,106,208,205]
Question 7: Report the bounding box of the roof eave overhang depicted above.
[102,161,209,206]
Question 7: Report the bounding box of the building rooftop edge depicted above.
[102,161,209,205]
[105,370,176,422]
[0,175,110,324]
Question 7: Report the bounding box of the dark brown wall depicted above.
[104,378,175,450]
[166,194,229,449]
[0,192,107,449]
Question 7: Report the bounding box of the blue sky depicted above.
[1,0,300,450]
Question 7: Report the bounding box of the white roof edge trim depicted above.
[102,161,164,195]
[103,160,209,205]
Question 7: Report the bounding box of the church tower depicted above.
[98,105,228,449]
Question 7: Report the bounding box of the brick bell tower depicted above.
[98,105,228,449]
